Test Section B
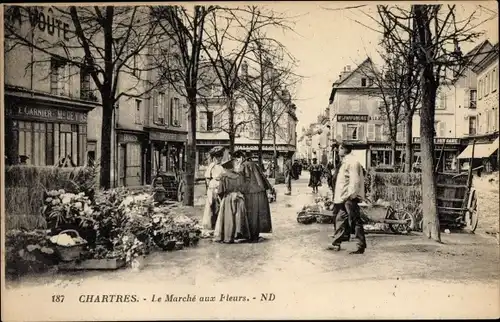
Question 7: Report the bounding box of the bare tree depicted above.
[150,5,215,206]
[4,5,163,189]
[376,4,491,241]
[360,53,421,170]
[239,37,299,168]
[201,6,294,153]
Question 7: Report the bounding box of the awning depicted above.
[457,138,499,159]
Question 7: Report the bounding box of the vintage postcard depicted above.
[1,1,499,320]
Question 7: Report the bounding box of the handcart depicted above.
[359,202,416,234]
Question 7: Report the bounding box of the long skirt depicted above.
[214,192,250,243]
[202,187,219,230]
[245,191,272,240]
[308,172,322,188]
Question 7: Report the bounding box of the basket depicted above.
[315,213,334,224]
[53,229,87,262]
[297,211,317,225]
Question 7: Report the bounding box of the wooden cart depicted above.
[413,140,479,232]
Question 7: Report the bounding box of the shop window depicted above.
[17,121,56,166]
[170,97,181,126]
[370,150,393,167]
[50,57,70,97]
[468,116,477,135]
[58,124,79,166]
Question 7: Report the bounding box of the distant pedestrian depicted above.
[292,160,301,180]
[284,156,293,195]
[328,143,367,254]
[308,158,323,193]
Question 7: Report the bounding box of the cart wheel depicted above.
[389,211,415,234]
[465,188,479,233]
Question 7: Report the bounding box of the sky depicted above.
[259,1,499,133]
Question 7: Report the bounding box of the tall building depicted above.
[328,58,408,169]
[4,6,101,169]
[4,6,188,187]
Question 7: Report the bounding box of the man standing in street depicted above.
[284,156,294,195]
[328,143,367,254]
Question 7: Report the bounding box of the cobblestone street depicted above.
[4,177,499,320]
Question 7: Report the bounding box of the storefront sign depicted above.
[9,7,71,41]
[8,105,87,123]
[150,131,186,142]
[337,114,369,122]
[413,137,460,145]
[119,133,139,143]
[370,115,386,121]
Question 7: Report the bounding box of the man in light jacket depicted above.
[328,142,367,254]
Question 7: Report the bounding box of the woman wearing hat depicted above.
[213,156,250,243]
[308,157,323,194]
[202,146,225,230]
[233,150,273,242]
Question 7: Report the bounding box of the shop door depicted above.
[119,144,126,187]
[126,143,142,186]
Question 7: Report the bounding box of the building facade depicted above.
[4,6,188,187]
[328,59,409,169]
[4,7,101,169]
[459,42,499,172]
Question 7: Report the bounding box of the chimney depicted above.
[340,65,352,80]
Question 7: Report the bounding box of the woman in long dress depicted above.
[308,157,323,194]
[213,158,250,243]
[202,146,225,230]
[233,150,272,242]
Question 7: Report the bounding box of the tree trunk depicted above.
[99,98,114,190]
[257,112,264,168]
[228,99,235,154]
[183,97,197,207]
[420,78,440,241]
[272,126,278,177]
[391,137,397,168]
[404,113,414,173]
[258,135,264,169]
[415,4,441,242]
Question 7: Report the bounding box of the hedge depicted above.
[4,165,98,230]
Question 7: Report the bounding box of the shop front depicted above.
[4,92,95,167]
[146,130,187,184]
[116,130,147,187]
[413,137,462,172]
[368,144,406,171]
[458,132,499,172]
[196,139,229,179]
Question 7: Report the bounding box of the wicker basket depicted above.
[297,211,317,225]
[53,229,87,262]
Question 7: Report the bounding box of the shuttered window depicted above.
[17,121,59,166]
